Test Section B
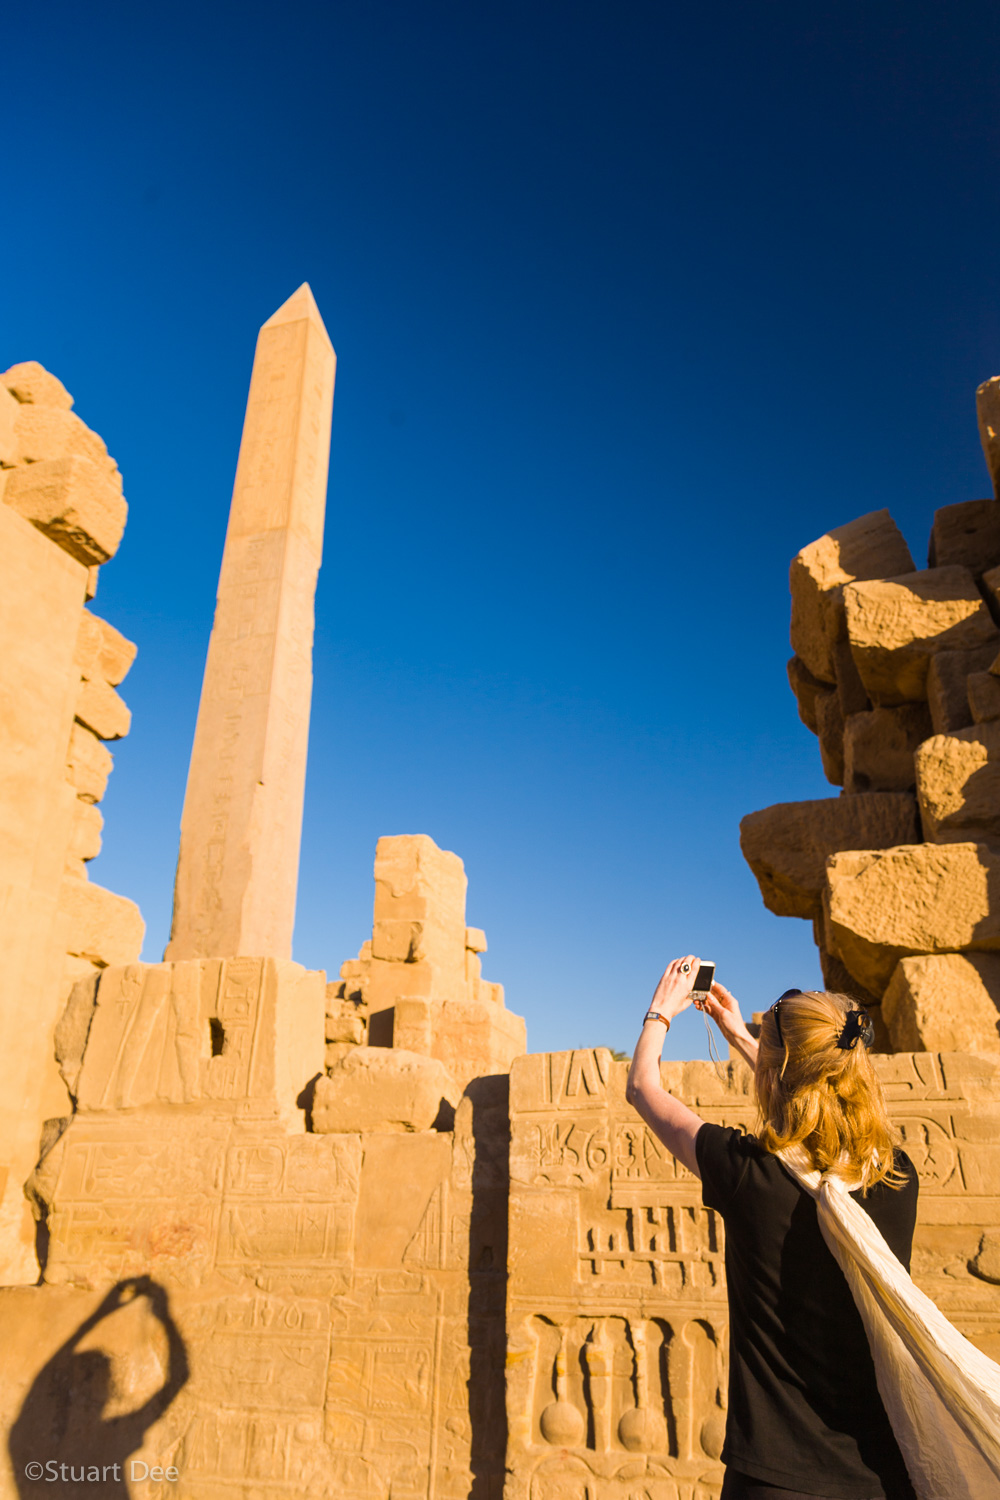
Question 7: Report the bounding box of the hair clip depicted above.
[837,1007,875,1051]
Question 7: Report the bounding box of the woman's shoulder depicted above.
[892,1147,920,1194]
[696,1122,771,1210]
[698,1121,762,1156]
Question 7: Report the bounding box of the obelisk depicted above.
[166,284,335,960]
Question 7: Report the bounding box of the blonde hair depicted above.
[755,990,904,1191]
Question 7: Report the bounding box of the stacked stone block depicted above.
[0,362,142,1283]
[324,834,527,1096]
[742,378,1000,1056]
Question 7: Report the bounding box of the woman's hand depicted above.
[699,980,746,1042]
[626,953,706,1179]
[648,955,700,1022]
[700,980,758,1068]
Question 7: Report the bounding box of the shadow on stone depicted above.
[8,1277,189,1498]
[465,1074,510,1499]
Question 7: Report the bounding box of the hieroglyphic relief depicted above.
[505,1047,1000,1500]
[67,956,325,1123]
[8,1055,510,1500]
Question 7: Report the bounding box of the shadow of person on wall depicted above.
[9,1276,189,1498]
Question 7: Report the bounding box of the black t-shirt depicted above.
[696,1123,919,1500]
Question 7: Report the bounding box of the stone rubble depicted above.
[743,382,1000,1055]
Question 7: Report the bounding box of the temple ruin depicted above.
[742,379,1000,1057]
[1,294,1000,1500]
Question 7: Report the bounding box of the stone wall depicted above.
[0,362,143,1285]
[742,380,1000,1055]
[503,1048,1000,1500]
[0,954,511,1500]
[8,1023,999,1500]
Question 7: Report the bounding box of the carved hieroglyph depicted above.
[505,1049,1000,1500]
[0,362,141,1285]
[166,285,335,962]
[0,953,510,1500]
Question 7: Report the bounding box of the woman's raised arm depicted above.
[625,954,705,1178]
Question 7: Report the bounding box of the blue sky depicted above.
[6,2,1000,1057]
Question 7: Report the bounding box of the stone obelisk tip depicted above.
[262,283,333,350]
[165,286,336,962]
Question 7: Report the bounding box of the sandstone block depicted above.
[73,957,324,1114]
[372,835,469,992]
[0,385,19,464]
[789,510,915,683]
[832,637,871,716]
[816,690,845,785]
[68,800,103,864]
[366,955,436,1013]
[12,404,116,475]
[65,722,113,802]
[372,917,423,961]
[927,644,998,734]
[75,676,131,740]
[466,926,487,953]
[844,566,1000,705]
[842,702,932,793]
[2,360,74,409]
[3,457,127,566]
[740,793,920,919]
[816,943,884,1017]
[391,995,433,1053]
[57,877,145,968]
[74,609,136,685]
[825,841,1000,994]
[882,954,1000,1055]
[374,834,467,924]
[54,973,99,1100]
[969,670,1000,723]
[325,1013,365,1045]
[787,655,827,733]
[980,563,1000,630]
[977,375,1000,498]
[427,999,527,1091]
[915,721,1000,842]
[928,499,1000,575]
[313,1046,458,1132]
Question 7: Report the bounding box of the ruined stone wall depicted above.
[742,379,1000,1055]
[326,834,526,1094]
[504,1049,1000,1500]
[0,952,510,1500]
[0,362,143,1284]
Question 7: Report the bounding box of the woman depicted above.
[626,954,918,1500]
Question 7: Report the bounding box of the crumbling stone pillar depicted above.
[0,362,142,1283]
[325,834,527,1092]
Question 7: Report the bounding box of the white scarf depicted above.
[777,1146,1000,1500]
